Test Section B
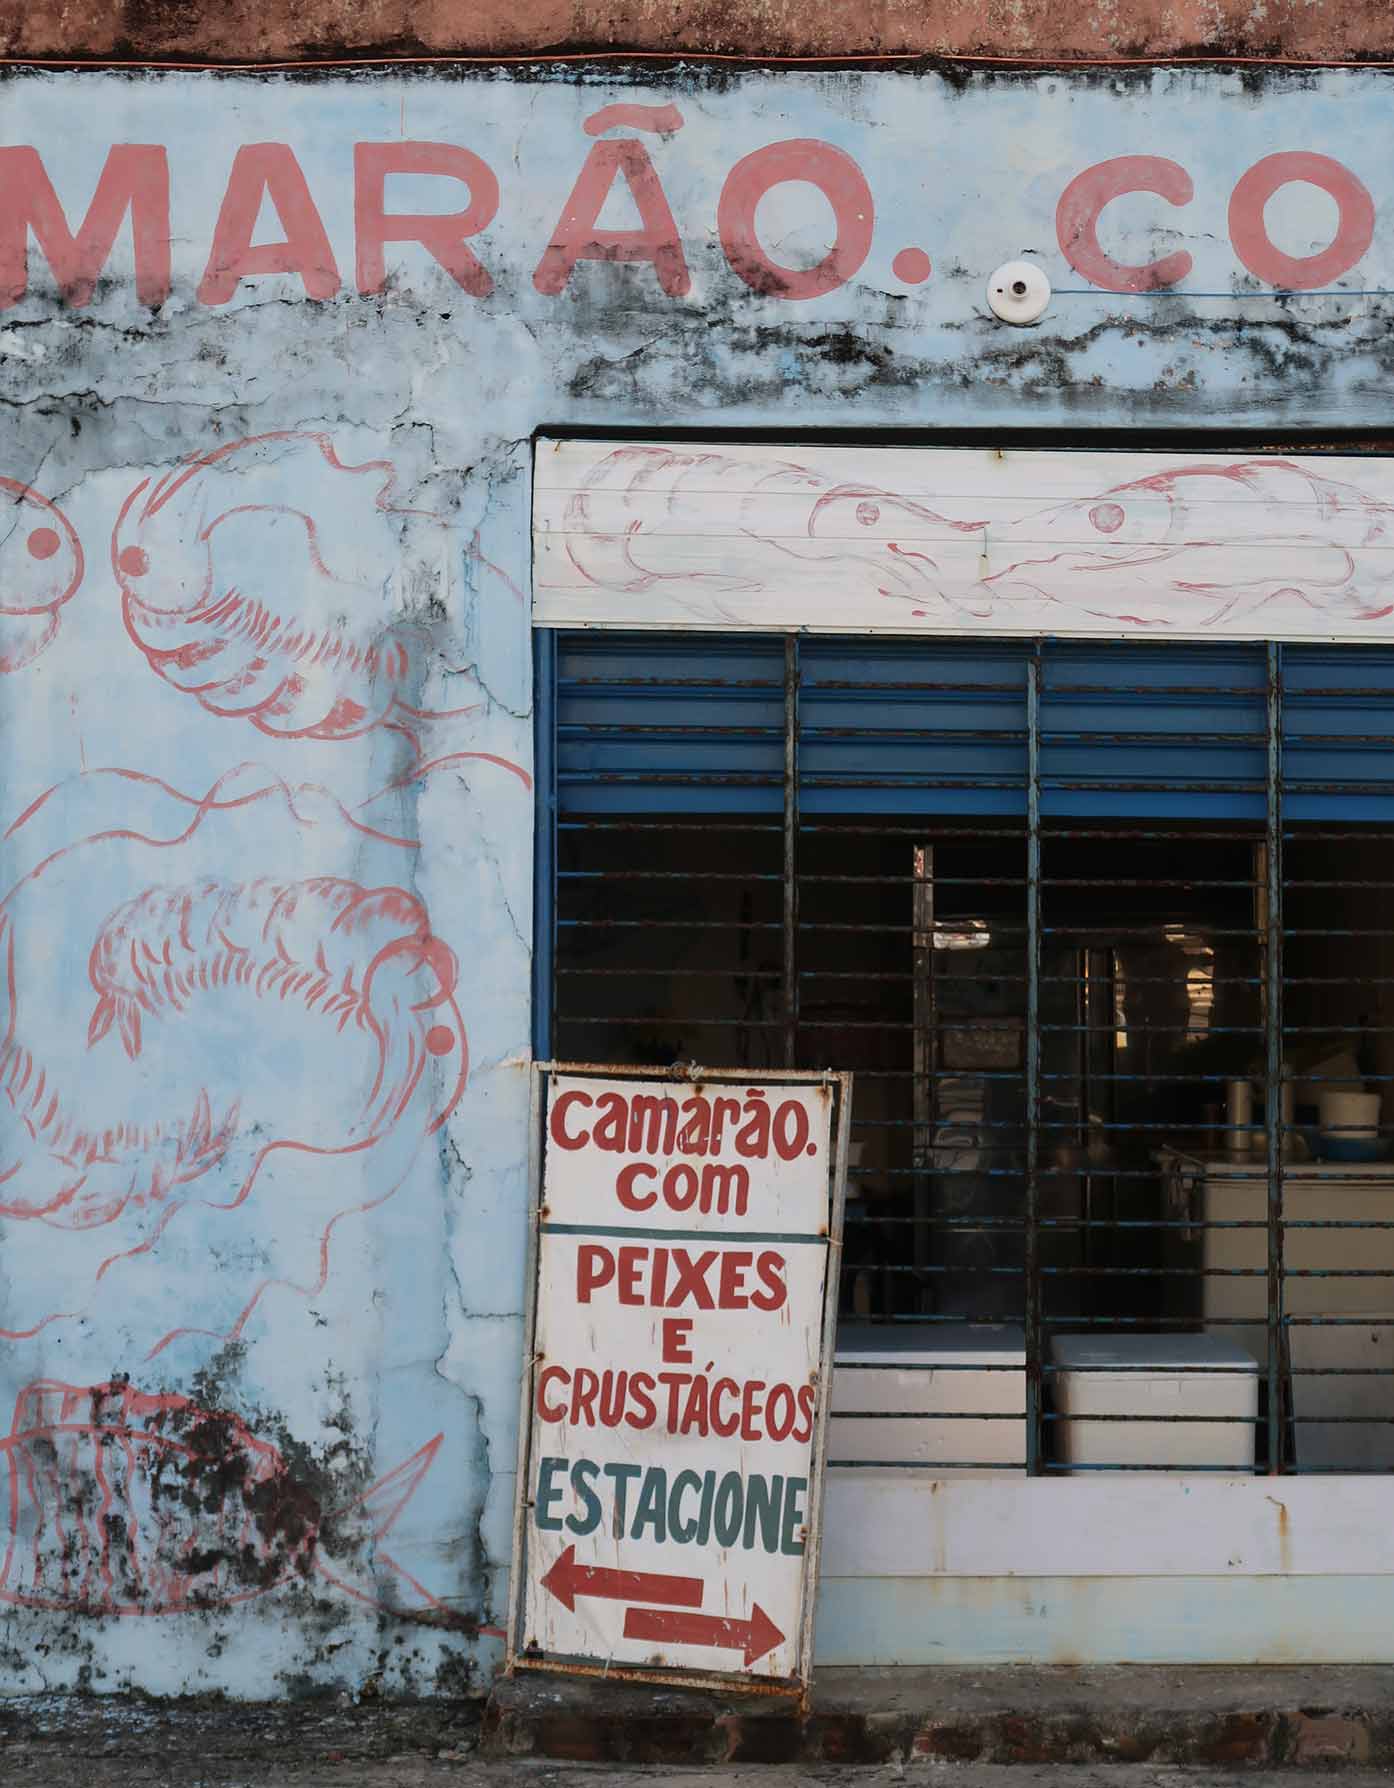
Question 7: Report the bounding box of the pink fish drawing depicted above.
[112,431,496,748]
[557,446,1394,632]
[981,458,1394,630]
[0,1378,444,1615]
[0,476,83,673]
[0,764,472,1350]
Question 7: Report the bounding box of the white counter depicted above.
[1159,1148,1394,1181]
[1158,1148,1394,1468]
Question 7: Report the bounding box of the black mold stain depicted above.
[0,53,1392,85]
[556,286,1394,418]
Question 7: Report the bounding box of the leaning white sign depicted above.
[509,1066,849,1692]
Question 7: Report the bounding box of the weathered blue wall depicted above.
[0,62,1391,1695]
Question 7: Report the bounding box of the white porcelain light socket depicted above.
[987,260,1051,324]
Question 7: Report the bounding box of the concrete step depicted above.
[483,1664,1394,1767]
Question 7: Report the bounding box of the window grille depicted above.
[538,631,1394,1475]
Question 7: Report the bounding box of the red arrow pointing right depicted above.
[623,1601,785,1668]
[540,1544,703,1613]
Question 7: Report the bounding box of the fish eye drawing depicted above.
[0,477,84,673]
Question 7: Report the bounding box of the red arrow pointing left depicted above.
[540,1544,703,1613]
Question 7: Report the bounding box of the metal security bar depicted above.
[541,633,1394,1476]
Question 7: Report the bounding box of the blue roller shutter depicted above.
[554,635,1394,821]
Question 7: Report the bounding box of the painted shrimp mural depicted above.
[0,1378,446,1615]
[549,445,1394,632]
[0,761,476,1350]
[0,476,83,672]
[112,432,517,751]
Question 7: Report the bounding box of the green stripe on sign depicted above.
[539,1222,826,1245]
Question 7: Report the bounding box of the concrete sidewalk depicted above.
[486,1666,1394,1767]
[3,1669,1393,1781]
[9,1766,1394,1788]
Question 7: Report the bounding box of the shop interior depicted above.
[545,627,1394,1473]
[552,810,1394,1473]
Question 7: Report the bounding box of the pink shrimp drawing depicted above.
[0,1378,446,1615]
[112,432,504,748]
[1,875,465,1232]
[550,445,1394,633]
[0,476,83,672]
[0,763,473,1349]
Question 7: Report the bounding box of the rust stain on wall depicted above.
[4,0,1394,67]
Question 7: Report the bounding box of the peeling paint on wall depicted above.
[0,60,1391,1695]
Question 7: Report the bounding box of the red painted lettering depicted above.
[1228,152,1374,290]
[591,1090,628,1150]
[734,1089,771,1158]
[718,139,874,300]
[354,142,498,298]
[679,1373,709,1436]
[657,1370,689,1429]
[752,1249,788,1312]
[536,1364,569,1421]
[199,144,340,305]
[765,1382,796,1441]
[740,1378,766,1442]
[576,1243,615,1302]
[793,1383,816,1444]
[533,140,689,297]
[1055,155,1194,293]
[627,1093,680,1154]
[615,1161,657,1210]
[718,1249,753,1309]
[0,145,169,309]
[598,1370,628,1426]
[773,1099,811,1162]
[710,1377,742,1438]
[661,1317,694,1364]
[570,1366,599,1425]
[663,1162,700,1211]
[710,1096,741,1149]
[700,1161,749,1216]
[667,1248,718,1311]
[626,1371,657,1429]
[617,1244,644,1305]
[550,1088,592,1150]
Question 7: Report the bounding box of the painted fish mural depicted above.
[550,445,1394,632]
[0,762,473,1348]
[0,1378,443,1614]
[112,431,485,748]
[0,476,83,673]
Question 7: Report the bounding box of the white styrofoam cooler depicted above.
[1051,1332,1259,1472]
[1289,1312,1394,1472]
[831,1321,1025,1474]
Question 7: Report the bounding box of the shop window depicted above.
[540,633,1394,1475]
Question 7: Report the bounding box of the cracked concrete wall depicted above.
[0,60,1388,1697]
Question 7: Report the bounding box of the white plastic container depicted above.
[1318,1089,1381,1140]
[1289,1313,1394,1473]
[1051,1332,1258,1472]
[831,1322,1025,1474]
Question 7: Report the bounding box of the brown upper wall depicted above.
[3,0,1394,64]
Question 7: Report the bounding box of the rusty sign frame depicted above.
[507,1060,851,1697]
